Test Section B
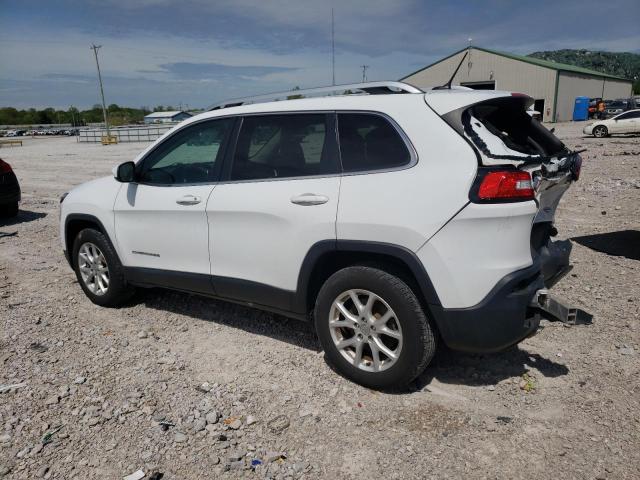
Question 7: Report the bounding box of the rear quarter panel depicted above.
[336,95,477,251]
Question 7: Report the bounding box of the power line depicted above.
[90,44,110,136]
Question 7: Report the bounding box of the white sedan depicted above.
[583,109,640,137]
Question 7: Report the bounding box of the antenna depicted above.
[360,65,369,82]
[433,50,468,90]
[331,8,335,85]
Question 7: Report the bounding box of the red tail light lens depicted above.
[0,159,12,174]
[477,170,534,201]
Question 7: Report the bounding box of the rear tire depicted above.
[314,266,436,390]
[593,125,608,138]
[72,228,134,307]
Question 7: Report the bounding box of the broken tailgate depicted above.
[427,91,582,288]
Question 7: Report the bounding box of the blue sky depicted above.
[1,0,638,109]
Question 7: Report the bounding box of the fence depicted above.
[78,124,176,143]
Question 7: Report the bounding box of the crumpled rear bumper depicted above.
[433,237,572,353]
[432,262,544,353]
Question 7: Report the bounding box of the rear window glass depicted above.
[231,114,336,180]
[337,113,411,172]
[462,98,567,160]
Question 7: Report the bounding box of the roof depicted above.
[144,111,191,118]
[208,81,422,111]
[401,46,631,82]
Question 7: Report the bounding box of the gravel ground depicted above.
[1,124,639,479]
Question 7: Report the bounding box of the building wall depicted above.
[556,73,633,122]
[403,48,557,122]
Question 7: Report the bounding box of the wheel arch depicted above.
[64,214,117,267]
[296,240,443,331]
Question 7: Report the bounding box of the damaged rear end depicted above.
[424,91,582,350]
[439,92,581,291]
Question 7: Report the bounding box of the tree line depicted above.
[0,104,187,126]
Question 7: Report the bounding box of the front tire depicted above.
[314,266,436,389]
[593,125,608,138]
[72,228,134,307]
[0,202,18,218]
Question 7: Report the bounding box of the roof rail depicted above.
[207,81,423,111]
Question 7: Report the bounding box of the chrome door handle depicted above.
[290,193,329,206]
[176,195,202,206]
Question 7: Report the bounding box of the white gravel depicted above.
[0,124,639,479]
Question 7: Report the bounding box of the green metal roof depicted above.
[402,46,631,82]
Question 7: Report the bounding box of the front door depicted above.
[114,118,233,279]
[206,113,340,310]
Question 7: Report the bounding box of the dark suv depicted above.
[0,159,20,217]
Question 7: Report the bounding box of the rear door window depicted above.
[230,114,336,181]
[337,113,411,172]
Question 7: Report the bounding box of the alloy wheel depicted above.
[328,289,403,372]
[77,242,110,296]
[593,126,607,138]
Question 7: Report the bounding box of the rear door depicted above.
[114,118,233,278]
[206,113,340,308]
[612,111,640,133]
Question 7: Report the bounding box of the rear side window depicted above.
[230,114,336,181]
[616,111,640,120]
[337,113,411,172]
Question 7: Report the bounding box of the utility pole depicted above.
[331,8,335,86]
[361,65,369,83]
[90,44,110,136]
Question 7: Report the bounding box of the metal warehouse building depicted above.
[144,110,192,124]
[402,46,633,122]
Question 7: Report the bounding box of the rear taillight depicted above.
[471,169,535,203]
[0,159,12,174]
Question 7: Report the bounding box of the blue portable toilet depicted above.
[573,96,589,121]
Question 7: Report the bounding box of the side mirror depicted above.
[114,161,136,182]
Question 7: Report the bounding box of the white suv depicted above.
[60,82,581,389]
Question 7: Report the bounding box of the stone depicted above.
[265,452,284,463]
[137,331,148,339]
[618,346,635,355]
[245,415,257,426]
[0,434,11,443]
[487,385,495,391]
[36,466,49,478]
[174,432,188,443]
[227,451,245,462]
[205,411,219,425]
[229,419,242,430]
[193,418,206,432]
[73,376,87,385]
[45,395,60,405]
[16,446,31,458]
